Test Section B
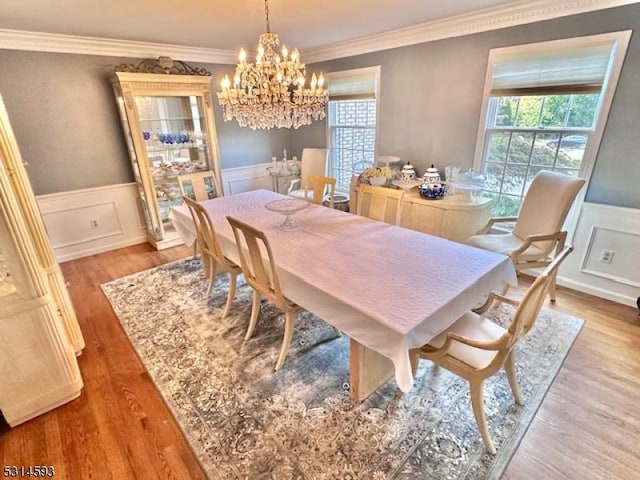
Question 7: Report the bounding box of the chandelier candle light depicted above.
[217,0,328,130]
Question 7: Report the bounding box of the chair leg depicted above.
[191,240,198,260]
[470,380,496,455]
[221,271,237,319]
[245,290,261,340]
[505,352,524,406]
[205,260,216,297]
[274,310,296,371]
[549,271,558,302]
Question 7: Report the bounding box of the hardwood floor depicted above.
[1,243,638,479]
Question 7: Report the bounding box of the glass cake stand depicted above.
[265,198,311,230]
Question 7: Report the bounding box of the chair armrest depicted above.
[511,231,567,258]
[416,330,511,359]
[471,291,519,314]
[288,178,301,193]
[477,216,519,234]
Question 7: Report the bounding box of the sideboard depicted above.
[350,186,492,243]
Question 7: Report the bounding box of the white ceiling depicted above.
[0,0,551,51]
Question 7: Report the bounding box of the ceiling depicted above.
[0,0,542,52]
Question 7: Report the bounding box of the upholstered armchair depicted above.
[466,171,585,301]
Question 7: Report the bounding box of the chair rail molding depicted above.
[1,1,637,63]
[558,202,640,307]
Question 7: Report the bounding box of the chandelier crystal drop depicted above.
[217,0,328,130]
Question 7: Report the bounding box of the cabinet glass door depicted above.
[135,95,212,240]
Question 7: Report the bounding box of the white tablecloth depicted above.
[169,189,517,392]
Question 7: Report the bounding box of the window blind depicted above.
[490,41,615,96]
[327,68,378,100]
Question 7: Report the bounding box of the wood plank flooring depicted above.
[1,243,639,479]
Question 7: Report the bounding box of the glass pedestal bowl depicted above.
[265,198,311,230]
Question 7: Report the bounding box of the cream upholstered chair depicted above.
[303,174,336,207]
[356,185,404,225]
[177,170,221,201]
[466,171,584,301]
[183,197,241,318]
[287,148,328,200]
[413,246,572,454]
[226,215,304,371]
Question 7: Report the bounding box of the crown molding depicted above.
[0,29,237,64]
[304,0,640,63]
[0,0,638,64]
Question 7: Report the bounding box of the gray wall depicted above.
[292,4,640,209]
[0,51,290,195]
[1,4,640,208]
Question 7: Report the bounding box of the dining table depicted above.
[169,189,517,401]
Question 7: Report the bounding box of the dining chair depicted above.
[356,185,405,225]
[303,174,337,207]
[412,246,573,454]
[466,170,584,301]
[178,171,222,257]
[287,148,328,200]
[226,215,303,371]
[183,197,241,318]
[177,170,221,201]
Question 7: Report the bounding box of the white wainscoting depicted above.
[36,183,147,263]
[560,202,640,307]
[36,163,274,263]
[221,162,272,195]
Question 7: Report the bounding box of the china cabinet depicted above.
[0,94,83,426]
[113,58,224,249]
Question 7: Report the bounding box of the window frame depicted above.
[325,66,381,193]
[472,31,631,235]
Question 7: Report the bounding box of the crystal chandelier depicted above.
[217,0,328,130]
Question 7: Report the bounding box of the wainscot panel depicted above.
[36,165,275,262]
[36,183,146,262]
[559,202,640,307]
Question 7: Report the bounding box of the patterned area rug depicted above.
[101,258,583,480]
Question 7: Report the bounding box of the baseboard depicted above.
[556,275,637,307]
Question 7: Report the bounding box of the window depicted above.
[326,67,380,191]
[474,32,631,217]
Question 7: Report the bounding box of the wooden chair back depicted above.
[304,175,336,207]
[183,197,225,271]
[226,215,286,307]
[356,185,404,225]
[177,170,221,201]
[507,246,573,342]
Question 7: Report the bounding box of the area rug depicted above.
[101,258,584,480]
